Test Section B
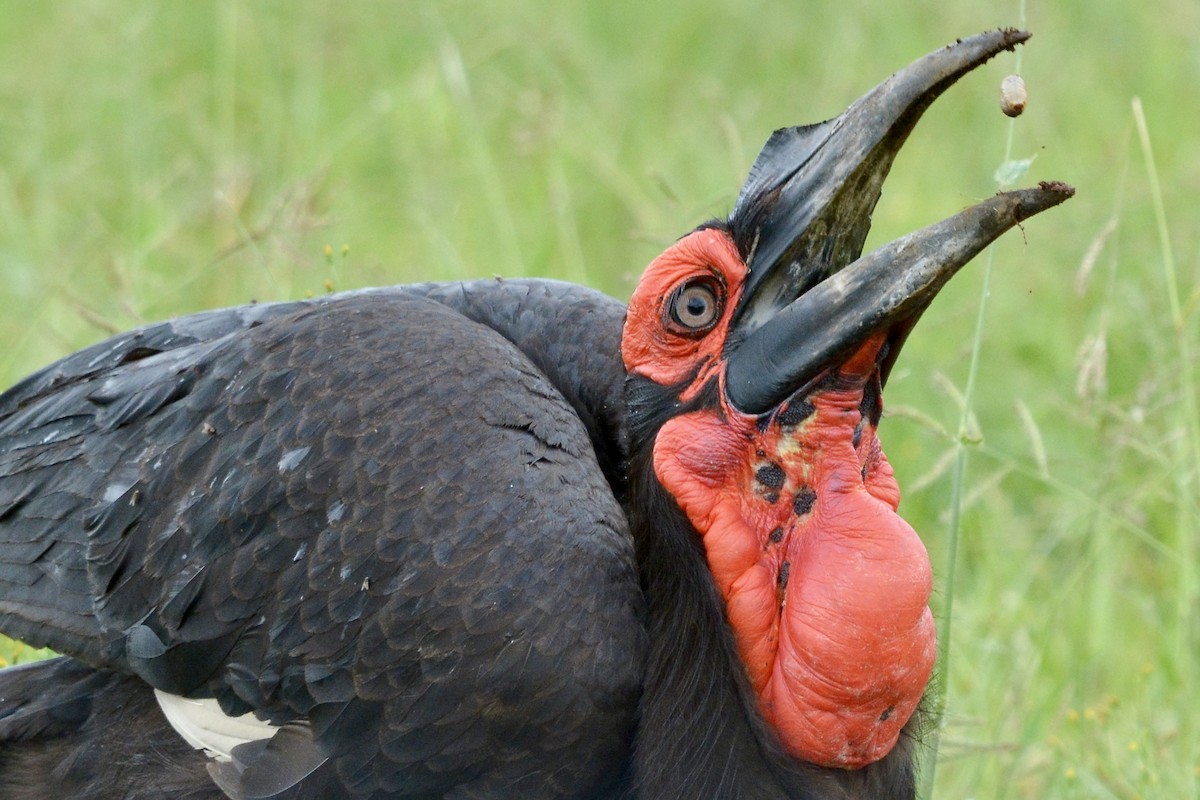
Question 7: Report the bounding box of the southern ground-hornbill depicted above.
[0,30,1070,799]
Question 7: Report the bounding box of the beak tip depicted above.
[992,27,1032,49]
[1033,178,1077,203]
[1011,181,1077,222]
[959,28,1030,57]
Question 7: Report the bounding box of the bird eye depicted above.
[666,278,723,335]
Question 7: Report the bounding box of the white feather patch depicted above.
[154,690,278,762]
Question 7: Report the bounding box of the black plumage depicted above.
[1,282,645,798]
[0,657,213,800]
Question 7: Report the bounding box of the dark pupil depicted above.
[674,284,717,329]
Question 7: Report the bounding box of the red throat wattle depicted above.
[624,230,936,769]
[652,336,935,768]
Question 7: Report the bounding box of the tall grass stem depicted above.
[1131,97,1198,683]
[921,3,1024,795]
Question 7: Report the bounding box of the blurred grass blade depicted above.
[1132,96,1199,672]
[1014,399,1049,477]
[922,5,1025,794]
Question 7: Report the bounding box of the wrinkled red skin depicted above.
[623,229,936,769]
[652,336,935,768]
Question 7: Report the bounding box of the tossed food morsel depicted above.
[1001,73,1027,117]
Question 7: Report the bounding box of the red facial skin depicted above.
[622,229,936,769]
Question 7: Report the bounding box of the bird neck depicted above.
[626,452,791,797]
[408,278,631,489]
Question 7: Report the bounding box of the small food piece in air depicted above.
[1000,74,1027,117]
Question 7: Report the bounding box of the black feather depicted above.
[0,281,642,798]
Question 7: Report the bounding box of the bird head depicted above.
[621,30,1072,769]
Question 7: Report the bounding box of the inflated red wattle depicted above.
[652,340,935,769]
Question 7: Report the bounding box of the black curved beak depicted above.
[722,29,1074,415]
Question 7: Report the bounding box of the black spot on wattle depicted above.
[793,487,817,516]
[756,463,785,490]
[768,527,783,544]
[778,398,815,427]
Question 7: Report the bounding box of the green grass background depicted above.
[0,2,1196,797]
